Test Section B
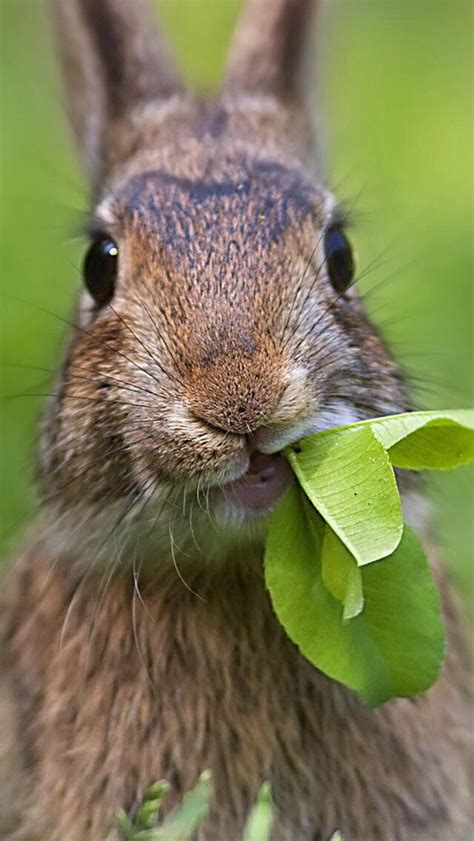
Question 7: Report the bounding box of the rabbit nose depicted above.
[190,393,276,436]
[187,353,285,436]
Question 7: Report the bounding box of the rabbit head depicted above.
[40,0,409,564]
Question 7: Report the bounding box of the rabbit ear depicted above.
[51,0,183,187]
[223,0,318,108]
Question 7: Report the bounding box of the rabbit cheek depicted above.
[41,381,137,512]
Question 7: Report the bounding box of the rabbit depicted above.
[0,0,471,839]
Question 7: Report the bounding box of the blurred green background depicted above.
[0,1,472,604]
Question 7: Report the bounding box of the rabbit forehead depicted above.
[109,158,327,255]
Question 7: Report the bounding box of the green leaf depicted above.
[149,771,211,841]
[136,781,170,830]
[321,526,364,621]
[146,781,171,802]
[122,772,212,841]
[305,409,474,470]
[286,425,403,565]
[368,410,474,470]
[243,783,273,841]
[265,487,445,706]
[116,810,134,835]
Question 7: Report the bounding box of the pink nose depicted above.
[223,451,293,513]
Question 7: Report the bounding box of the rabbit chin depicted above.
[43,494,278,575]
[42,456,294,573]
[42,467,430,577]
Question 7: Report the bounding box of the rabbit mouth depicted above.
[219,451,294,515]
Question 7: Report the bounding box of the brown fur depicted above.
[1,1,471,839]
[1,542,471,841]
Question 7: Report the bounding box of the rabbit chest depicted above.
[2,543,469,841]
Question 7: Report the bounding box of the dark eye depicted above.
[324,226,355,294]
[83,237,119,306]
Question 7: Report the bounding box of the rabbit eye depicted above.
[83,237,118,306]
[324,226,355,294]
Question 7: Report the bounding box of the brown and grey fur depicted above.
[0,1,471,839]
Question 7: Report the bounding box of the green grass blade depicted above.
[243,783,273,841]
